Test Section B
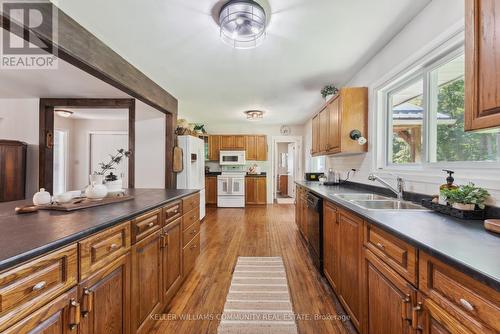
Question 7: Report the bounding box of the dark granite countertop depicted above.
[0,188,198,272]
[296,181,500,291]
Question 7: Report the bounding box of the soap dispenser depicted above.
[439,170,458,205]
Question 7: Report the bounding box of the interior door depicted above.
[90,133,128,187]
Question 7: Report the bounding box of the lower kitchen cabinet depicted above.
[79,254,131,334]
[205,176,217,205]
[2,287,80,334]
[362,249,417,334]
[245,177,267,205]
[337,210,363,331]
[131,231,162,334]
[295,186,308,240]
[323,201,339,291]
[161,218,183,305]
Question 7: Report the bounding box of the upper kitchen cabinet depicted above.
[311,87,368,156]
[208,135,220,161]
[207,135,267,161]
[465,0,500,131]
[220,135,245,150]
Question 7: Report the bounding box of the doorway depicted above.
[271,136,302,204]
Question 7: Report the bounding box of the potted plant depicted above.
[321,85,338,101]
[440,183,490,211]
[93,148,131,195]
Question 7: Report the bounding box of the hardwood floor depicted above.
[151,205,353,334]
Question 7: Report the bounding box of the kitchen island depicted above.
[0,188,200,334]
[296,181,499,333]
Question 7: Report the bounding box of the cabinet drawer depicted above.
[183,220,201,247]
[183,233,200,276]
[182,193,199,213]
[163,201,182,225]
[364,223,417,284]
[79,222,131,280]
[419,252,500,333]
[0,244,78,331]
[132,209,161,242]
[182,208,199,231]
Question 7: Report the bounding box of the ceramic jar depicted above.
[33,188,51,205]
[85,175,108,199]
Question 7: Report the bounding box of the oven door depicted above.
[230,177,245,196]
[217,177,231,195]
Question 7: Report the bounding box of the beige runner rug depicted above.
[218,257,299,334]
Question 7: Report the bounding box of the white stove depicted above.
[217,166,246,208]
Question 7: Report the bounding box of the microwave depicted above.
[220,150,246,165]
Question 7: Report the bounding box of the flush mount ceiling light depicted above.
[244,110,265,120]
[54,109,73,118]
[219,0,266,49]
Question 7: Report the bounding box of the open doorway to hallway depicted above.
[271,136,302,204]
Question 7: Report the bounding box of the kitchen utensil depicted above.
[484,219,500,234]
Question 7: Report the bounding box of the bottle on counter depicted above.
[439,170,458,205]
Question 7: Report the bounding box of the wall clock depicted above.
[280,125,291,135]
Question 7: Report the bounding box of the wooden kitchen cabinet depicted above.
[311,115,320,155]
[79,254,130,334]
[323,201,339,292]
[337,209,363,331]
[465,0,500,131]
[208,135,220,161]
[131,231,162,334]
[295,186,308,240]
[205,176,217,205]
[161,218,182,305]
[245,177,267,205]
[362,248,417,334]
[311,87,367,156]
[2,287,80,334]
[255,135,267,160]
[278,174,288,196]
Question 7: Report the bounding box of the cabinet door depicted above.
[131,232,162,334]
[255,135,267,161]
[363,249,416,334]
[245,178,256,204]
[338,211,363,331]
[327,98,341,152]
[465,0,500,131]
[234,135,245,149]
[256,177,267,204]
[208,136,220,161]
[417,293,474,334]
[323,202,339,292]
[3,288,80,334]
[245,136,257,160]
[161,218,182,305]
[312,115,320,154]
[299,193,308,239]
[319,107,329,153]
[205,177,217,205]
[220,136,235,150]
[79,254,130,334]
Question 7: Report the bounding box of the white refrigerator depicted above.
[176,136,206,219]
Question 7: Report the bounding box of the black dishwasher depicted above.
[306,192,323,272]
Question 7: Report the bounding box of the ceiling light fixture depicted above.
[54,109,74,118]
[219,0,266,49]
[244,110,264,120]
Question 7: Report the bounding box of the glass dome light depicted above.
[219,0,266,49]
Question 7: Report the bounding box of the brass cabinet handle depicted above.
[69,299,81,330]
[160,234,168,248]
[147,222,155,227]
[32,281,47,291]
[81,288,93,318]
[401,294,411,321]
[109,243,118,251]
[411,302,422,331]
[190,244,197,249]
[459,298,474,312]
[191,229,197,235]
[376,242,385,249]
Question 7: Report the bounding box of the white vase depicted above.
[325,94,334,102]
[452,203,475,211]
[105,179,123,194]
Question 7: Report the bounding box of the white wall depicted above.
[302,0,500,205]
[0,98,40,198]
[135,100,166,188]
[195,122,305,203]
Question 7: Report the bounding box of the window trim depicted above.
[380,45,500,170]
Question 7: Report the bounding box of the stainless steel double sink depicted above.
[334,193,429,211]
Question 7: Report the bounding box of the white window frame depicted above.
[380,45,500,172]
